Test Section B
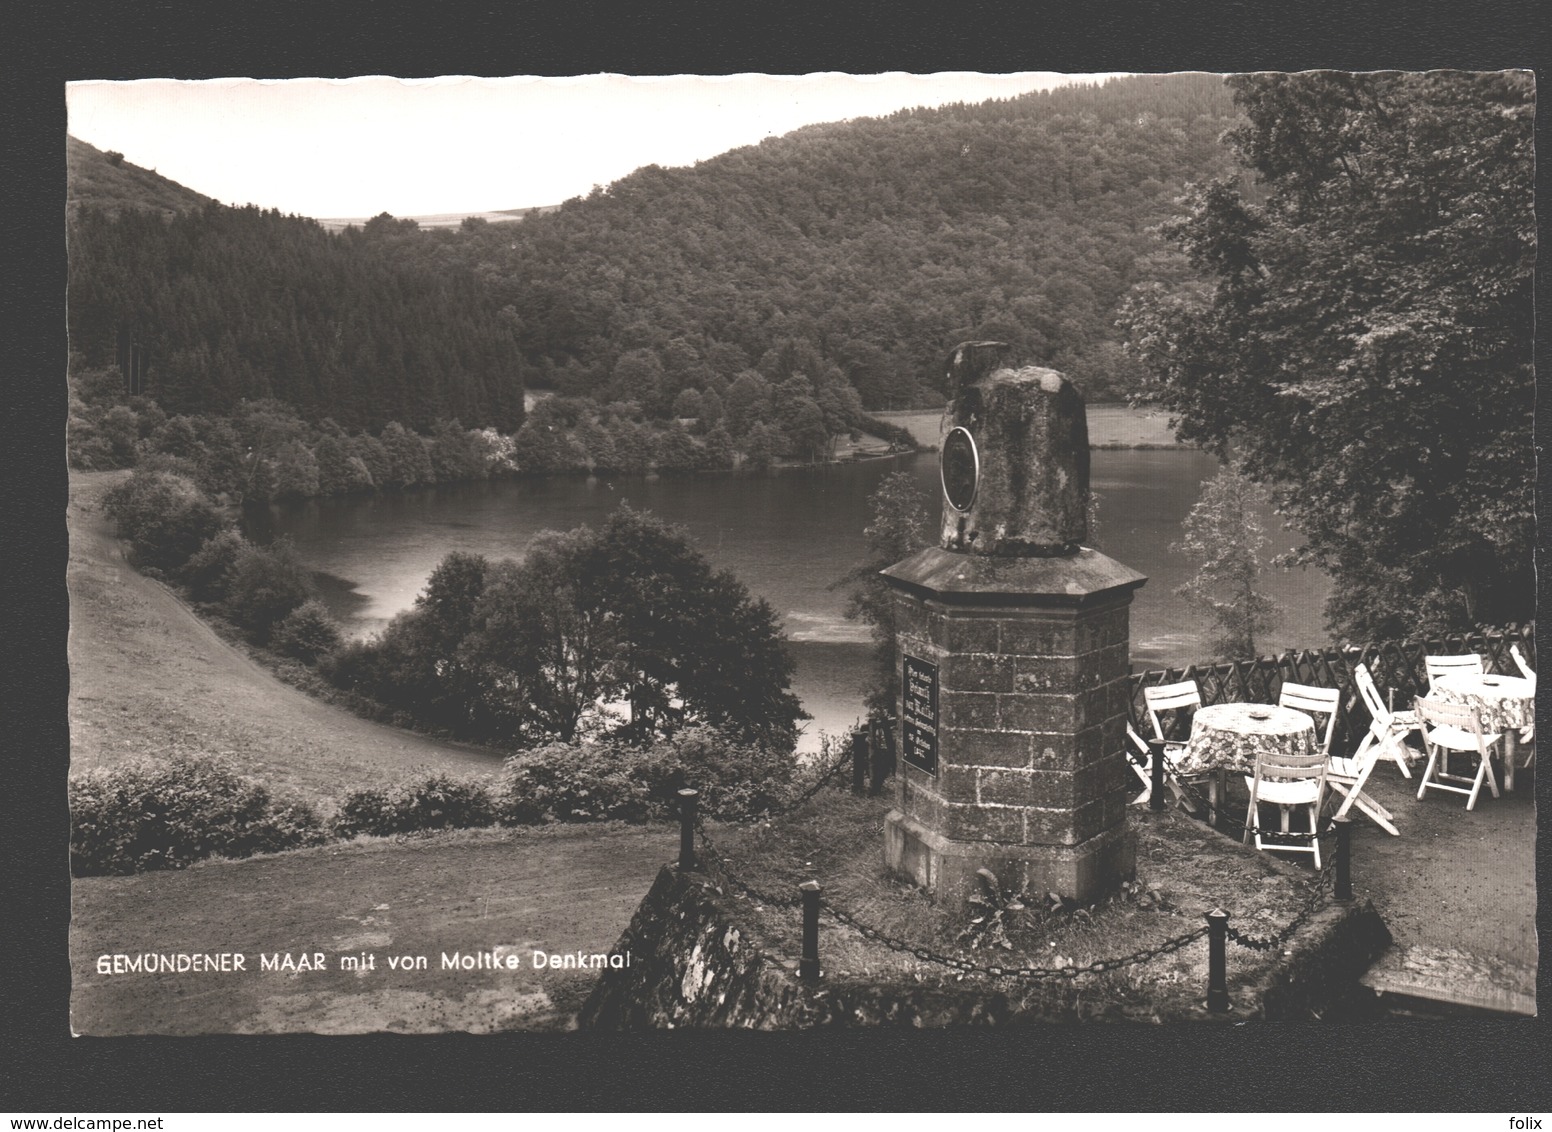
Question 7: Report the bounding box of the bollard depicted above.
[1334,814,1353,901]
[852,731,867,795]
[1206,909,1229,1012]
[1148,738,1167,812]
[799,880,822,981]
[677,788,699,871]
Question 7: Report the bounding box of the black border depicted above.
[6,0,1548,1114]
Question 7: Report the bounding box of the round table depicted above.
[1177,702,1318,776]
[1432,672,1535,791]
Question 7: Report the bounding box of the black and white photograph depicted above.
[58,70,1536,1039]
[31,59,1539,1110]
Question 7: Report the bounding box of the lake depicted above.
[246,409,1331,751]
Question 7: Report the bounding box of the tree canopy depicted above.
[331,507,805,749]
[1123,71,1534,639]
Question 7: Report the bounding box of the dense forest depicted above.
[424,73,1242,409]
[68,74,1241,441]
[67,175,528,433]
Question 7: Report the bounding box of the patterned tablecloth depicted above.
[1175,703,1317,777]
[1432,672,1535,733]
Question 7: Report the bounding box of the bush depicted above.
[492,727,805,825]
[102,469,229,573]
[69,753,327,876]
[332,772,496,838]
[496,742,661,825]
[645,726,802,819]
[220,538,314,643]
[181,528,249,603]
[271,599,344,664]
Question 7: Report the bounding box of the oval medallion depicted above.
[941,426,979,512]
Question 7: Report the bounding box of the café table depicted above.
[1432,671,1535,792]
[1175,703,1318,828]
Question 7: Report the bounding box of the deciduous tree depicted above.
[1124,71,1534,639]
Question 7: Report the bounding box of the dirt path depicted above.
[68,471,506,801]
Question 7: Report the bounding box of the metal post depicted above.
[1334,814,1353,901]
[1206,909,1229,1012]
[799,880,822,981]
[677,788,699,871]
[1148,738,1167,812]
[852,730,867,795]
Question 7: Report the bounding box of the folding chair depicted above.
[1278,682,1340,756]
[1353,663,1420,780]
[1125,723,1189,808]
[1414,696,1502,811]
[1510,643,1536,684]
[1287,677,1400,836]
[1425,653,1484,693]
[1242,742,1329,868]
[1142,680,1216,818]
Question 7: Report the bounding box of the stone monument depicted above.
[880,341,1146,906]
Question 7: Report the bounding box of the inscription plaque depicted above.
[901,654,939,775]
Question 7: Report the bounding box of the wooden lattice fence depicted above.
[1127,623,1536,757]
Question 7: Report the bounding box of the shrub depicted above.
[220,538,314,643]
[181,528,249,603]
[332,772,496,838]
[69,753,327,876]
[492,727,805,825]
[102,469,229,573]
[644,726,802,819]
[271,599,344,664]
[496,741,660,825]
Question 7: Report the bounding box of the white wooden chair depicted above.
[1142,680,1216,818]
[1510,644,1535,684]
[1288,675,1400,836]
[1414,696,1502,811]
[1278,682,1340,755]
[1242,742,1329,868]
[1425,653,1484,693]
[1125,723,1189,808]
[1353,663,1421,780]
[1423,654,1486,781]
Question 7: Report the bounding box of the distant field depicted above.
[874,404,1183,449]
[314,205,560,232]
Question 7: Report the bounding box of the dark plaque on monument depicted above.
[901,654,939,775]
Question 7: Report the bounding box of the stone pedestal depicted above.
[881,547,1146,906]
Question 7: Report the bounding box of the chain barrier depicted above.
[817,895,1212,980]
[692,814,802,908]
[1221,847,1337,952]
[690,808,1211,981]
[684,737,1339,983]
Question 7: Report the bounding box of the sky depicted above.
[66,73,1127,218]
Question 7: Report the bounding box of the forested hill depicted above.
[438,72,1243,408]
[66,73,1238,438]
[66,145,527,433]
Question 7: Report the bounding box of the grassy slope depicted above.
[67,135,214,218]
[68,471,508,800]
